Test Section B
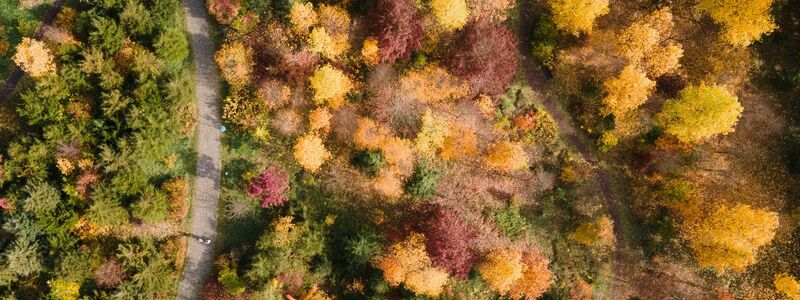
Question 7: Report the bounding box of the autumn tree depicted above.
[361,38,380,66]
[548,0,609,35]
[485,141,528,173]
[440,124,478,161]
[247,166,290,208]
[380,137,415,174]
[478,248,523,294]
[657,84,743,143]
[294,134,331,172]
[571,216,615,248]
[13,38,56,78]
[415,109,450,157]
[370,0,424,63]
[309,64,353,108]
[207,0,241,25]
[215,42,253,87]
[447,21,517,95]
[509,252,553,300]
[289,2,317,34]
[317,4,351,57]
[308,108,332,133]
[601,65,655,117]
[611,8,682,77]
[685,204,778,273]
[430,0,469,31]
[354,117,388,150]
[696,0,776,47]
[375,234,450,296]
[422,207,478,278]
[775,273,800,300]
[399,65,469,102]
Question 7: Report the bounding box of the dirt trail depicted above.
[514,0,630,296]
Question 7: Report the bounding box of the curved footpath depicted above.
[177,0,222,299]
[515,0,629,296]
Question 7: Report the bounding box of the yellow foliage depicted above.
[686,204,779,273]
[697,0,776,47]
[353,117,388,150]
[601,65,655,117]
[775,273,800,300]
[476,94,496,119]
[643,44,683,78]
[372,171,404,198]
[293,134,331,172]
[13,38,56,78]
[309,108,332,133]
[318,4,350,55]
[440,124,478,161]
[380,137,415,175]
[400,65,469,103]
[571,216,615,248]
[548,0,609,35]
[415,109,450,157]
[611,8,682,77]
[308,27,337,59]
[614,22,659,63]
[361,38,380,66]
[509,252,553,300]
[430,0,469,31]
[48,279,80,300]
[272,216,298,248]
[405,267,450,297]
[289,2,318,34]
[214,41,253,87]
[657,84,743,143]
[484,141,528,173]
[56,158,75,176]
[479,248,524,294]
[376,233,431,286]
[309,64,353,108]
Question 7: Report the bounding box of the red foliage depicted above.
[446,21,517,95]
[279,51,320,85]
[208,0,241,25]
[94,258,125,288]
[247,166,290,208]
[370,0,424,63]
[422,207,478,278]
[0,198,11,211]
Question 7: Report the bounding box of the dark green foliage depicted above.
[344,230,382,268]
[491,203,529,238]
[530,16,558,71]
[89,17,125,53]
[58,250,96,282]
[246,216,329,285]
[132,187,170,223]
[5,236,42,277]
[155,28,189,63]
[116,239,178,298]
[352,150,386,176]
[120,0,153,37]
[87,185,129,227]
[404,163,440,199]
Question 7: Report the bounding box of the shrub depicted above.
[370,0,424,63]
[352,150,387,177]
[247,166,291,208]
[491,203,528,238]
[404,163,440,199]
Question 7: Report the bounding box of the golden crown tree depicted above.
[657,84,743,143]
[309,64,353,108]
[602,65,655,117]
[484,141,528,173]
[478,248,524,294]
[430,0,469,31]
[548,0,609,35]
[13,38,56,78]
[293,134,331,172]
[697,0,776,47]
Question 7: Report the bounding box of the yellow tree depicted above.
[13,38,56,78]
[484,141,528,173]
[415,109,450,157]
[509,252,553,300]
[686,204,778,273]
[309,64,353,108]
[440,124,478,161]
[308,27,337,59]
[775,273,800,300]
[289,1,317,35]
[657,84,743,143]
[430,0,469,31]
[361,38,380,66]
[308,108,332,133]
[375,233,450,296]
[571,216,615,248]
[399,65,469,103]
[293,134,331,172]
[215,41,253,87]
[404,267,450,297]
[353,117,388,150]
[548,0,609,35]
[478,248,523,294]
[601,65,655,117]
[697,0,776,47]
[612,8,682,77]
[318,4,350,56]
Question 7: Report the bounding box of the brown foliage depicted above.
[94,258,125,288]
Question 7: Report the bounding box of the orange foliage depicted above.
[478,248,523,294]
[293,134,331,172]
[440,124,478,161]
[215,41,253,87]
[376,233,432,286]
[353,117,388,150]
[372,171,404,198]
[484,141,528,173]
[509,252,553,299]
[380,137,415,175]
[399,65,469,103]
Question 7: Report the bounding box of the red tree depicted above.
[423,207,478,278]
[446,21,517,95]
[370,0,424,63]
[247,166,290,208]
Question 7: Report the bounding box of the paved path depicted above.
[0,0,65,103]
[515,0,629,297]
[177,0,222,298]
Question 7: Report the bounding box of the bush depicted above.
[491,203,529,238]
[218,268,247,296]
[352,150,386,177]
[404,163,440,199]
